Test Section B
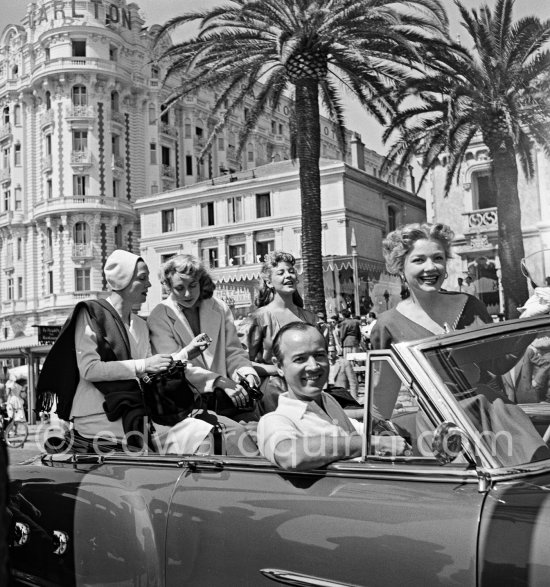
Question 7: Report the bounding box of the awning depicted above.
[211,256,386,284]
[0,335,52,358]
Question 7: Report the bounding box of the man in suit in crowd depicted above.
[338,308,361,358]
[327,345,359,400]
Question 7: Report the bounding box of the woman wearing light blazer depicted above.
[148,254,260,412]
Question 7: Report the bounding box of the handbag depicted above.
[140,361,203,426]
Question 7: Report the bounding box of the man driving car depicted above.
[257,322,406,470]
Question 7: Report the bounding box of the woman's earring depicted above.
[444,271,449,279]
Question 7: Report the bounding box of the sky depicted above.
[2,0,550,154]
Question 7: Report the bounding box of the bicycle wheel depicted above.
[6,421,28,448]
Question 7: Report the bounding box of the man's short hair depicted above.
[272,322,321,363]
[341,309,351,318]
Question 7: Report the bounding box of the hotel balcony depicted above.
[65,105,95,121]
[111,154,124,170]
[161,164,176,179]
[70,150,93,168]
[11,210,24,225]
[460,207,499,253]
[160,123,178,138]
[41,154,52,172]
[40,110,54,129]
[33,195,136,221]
[463,207,498,232]
[0,123,12,141]
[4,254,14,272]
[0,167,10,183]
[0,210,12,228]
[72,243,94,260]
[111,111,125,126]
[32,58,131,85]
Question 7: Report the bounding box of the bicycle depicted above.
[0,405,28,448]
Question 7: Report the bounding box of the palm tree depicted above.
[384,0,550,317]
[155,0,448,312]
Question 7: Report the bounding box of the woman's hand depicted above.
[214,376,250,409]
[183,333,212,361]
[225,384,250,409]
[144,354,172,373]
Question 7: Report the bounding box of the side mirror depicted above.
[432,421,464,464]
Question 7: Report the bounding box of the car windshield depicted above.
[422,323,550,468]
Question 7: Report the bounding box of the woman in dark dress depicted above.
[248,251,317,412]
[369,223,549,464]
[371,223,492,349]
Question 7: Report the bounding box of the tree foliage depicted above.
[384,0,550,316]
[155,0,449,311]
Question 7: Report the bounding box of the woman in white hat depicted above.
[69,250,173,443]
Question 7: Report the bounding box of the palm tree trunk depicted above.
[294,78,326,313]
[489,139,529,318]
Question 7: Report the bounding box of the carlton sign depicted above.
[28,0,134,30]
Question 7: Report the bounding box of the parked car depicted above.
[7,316,550,586]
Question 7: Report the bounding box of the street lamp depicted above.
[351,227,360,317]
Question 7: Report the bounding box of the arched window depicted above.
[114,224,123,248]
[148,103,156,124]
[73,221,90,245]
[13,104,21,126]
[72,85,87,107]
[111,91,119,113]
[11,65,18,78]
[46,227,53,249]
[151,65,159,79]
[3,107,9,125]
[45,91,51,110]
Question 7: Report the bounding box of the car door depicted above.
[165,355,486,587]
[9,453,184,587]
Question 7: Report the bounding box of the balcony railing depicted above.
[71,150,92,166]
[0,123,11,140]
[0,167,10,182]
[161,164,176,178]
[34,195,135,219]
[463,207,498,230]
[72,243,94,259]
[160,123,178,138]
[111,111,125,126]
[112,154,124,169]
[194,136,206,148]
[32,57,127,80]
[41,154,52,171]
[65,105,95,119]
[40,110,54,128]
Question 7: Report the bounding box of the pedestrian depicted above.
[338,308,361,359]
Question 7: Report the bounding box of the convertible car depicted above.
[7,316,550,586]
